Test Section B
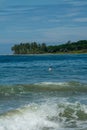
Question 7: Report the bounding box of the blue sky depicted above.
[0,0,87,54]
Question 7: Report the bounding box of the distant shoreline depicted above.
[11,40,87,55]
[0,52,87,56]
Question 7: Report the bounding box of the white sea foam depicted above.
[0,100,87,130]
[35,81,68,86]
[0,103,60,130]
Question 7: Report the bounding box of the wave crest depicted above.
[0,81,87,96]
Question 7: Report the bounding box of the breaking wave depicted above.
[0,81,87,96]
[0,81,87,129]
[0,101,87,130]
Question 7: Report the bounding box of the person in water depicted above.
[48,66,52,71]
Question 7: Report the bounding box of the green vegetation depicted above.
[11,40,87,54]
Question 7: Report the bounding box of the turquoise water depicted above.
[0,54,87,130]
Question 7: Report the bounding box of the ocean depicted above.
[0,54,87,130]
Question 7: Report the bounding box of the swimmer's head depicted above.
[48,66,52,71]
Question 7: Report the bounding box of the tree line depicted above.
[11,40,87,54]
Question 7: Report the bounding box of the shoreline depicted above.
[0,53,87,56]
[0,51,87,56]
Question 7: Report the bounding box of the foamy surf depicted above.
[0,81,87,97]
[0,100,87,130]
[0,103,59,130]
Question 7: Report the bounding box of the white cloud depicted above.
[74,18,87,22]
[64,0,87,6]
[66,12,79,17]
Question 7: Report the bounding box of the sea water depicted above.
[0,54,87,130]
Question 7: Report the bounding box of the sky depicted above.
[0,0,87,54]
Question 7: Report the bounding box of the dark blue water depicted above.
[0,54,87,84]
[0,54,87,130]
